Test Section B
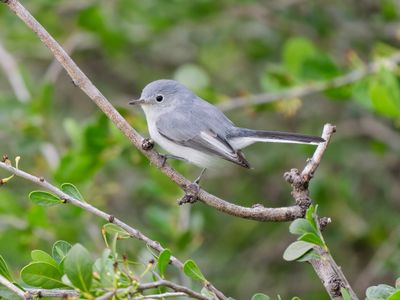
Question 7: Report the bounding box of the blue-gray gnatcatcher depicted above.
[129,80,324,170]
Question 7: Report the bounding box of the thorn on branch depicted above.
[39,176,45,182]
[141,138,154,151]
[108,215,115,223]
[1,154,8,163]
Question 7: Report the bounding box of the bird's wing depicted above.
[156,110,250,168]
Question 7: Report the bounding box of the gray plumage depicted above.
[129,79,324,169]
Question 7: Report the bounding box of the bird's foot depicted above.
[159,153,187,167]
[178,168,206,205]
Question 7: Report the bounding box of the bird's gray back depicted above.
[157,95,234,141]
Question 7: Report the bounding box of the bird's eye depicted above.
[156,95,163,102]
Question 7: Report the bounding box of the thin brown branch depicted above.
[133,292,187,299]
[44,32,90,83]
[26,289,79,298]
[0,40,30,102]
[2,0,304,223]
[218,52,400,111]
[136,280,207,300]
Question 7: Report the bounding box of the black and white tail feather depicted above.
[228,127,325,149]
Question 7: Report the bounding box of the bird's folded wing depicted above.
[156,113,250,167]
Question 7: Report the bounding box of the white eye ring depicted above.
[156,95,163,102]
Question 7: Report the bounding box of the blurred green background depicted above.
[1,0,400,299]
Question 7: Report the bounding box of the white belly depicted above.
[146,118,215,168]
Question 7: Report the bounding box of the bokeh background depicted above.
[1,0,400,299]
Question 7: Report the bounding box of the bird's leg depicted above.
[159,154,188,167]
[178,168,207,205]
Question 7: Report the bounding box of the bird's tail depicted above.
[227,127,325,149]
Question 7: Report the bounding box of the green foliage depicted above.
[183,259,207,283]
[52,240,72,263]
[21,262,66,289]
[0,255,14,282]
[251,293,270,300]
[61,183,85,202]
[31,250,58,268]
[341,287,352,300]
[29,191,63,207]
[366,279,400,300]
[102,223,130,239]
[284,205,326,262]
[157,248,171,277]
[283,241,315,262]
[64,244,93,293]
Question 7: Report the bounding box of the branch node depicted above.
[319,216,331,231]
[141,138,154,151]
[39,176,45,182]
[1,154,8,163]
[108,215,115,223]
[178,183,200,205]
[295,196,311,213]
[283,168,299,184]
[61,197,68,204]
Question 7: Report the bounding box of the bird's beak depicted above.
[128,99,146,105]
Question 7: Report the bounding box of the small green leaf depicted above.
[103,223,130,239]
[298,233,325,247]
[366,284,396,300]
[0,255,14,282]
[305,205,317,229]
[341,287,352,300]
[61,183,85,202]
[64,244,93,292]
[52,240,72,263]
[291,297,302,300]
[283,241,315,261]
[388,290,400,300]
[251,293,270,300]
[183,260,207,283]
[31,250,58,268]
[158,249,171,277]
[289,219,317,236]
[20,262,66,288]
[29,191,62,207]
[296,249,320,262]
